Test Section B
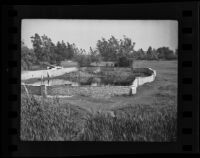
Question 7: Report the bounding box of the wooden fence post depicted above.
[41,84,47,98]
[41,74,47,98]
[22,83,30,100]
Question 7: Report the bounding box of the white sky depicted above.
[21,19,178,52]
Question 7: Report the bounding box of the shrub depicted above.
[117,56,132,67]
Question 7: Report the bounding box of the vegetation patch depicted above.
[21,94,177,141]
[80,104,177,141]
[21,94,88,141]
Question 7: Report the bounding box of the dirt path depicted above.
[21,67,78,80]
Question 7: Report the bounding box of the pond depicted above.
[29,79,79,86]
[27,77,134,86]
[23,69,151,86]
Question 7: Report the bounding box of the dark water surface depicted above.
[29,77,134,86]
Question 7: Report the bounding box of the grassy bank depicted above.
[21,94,176,141]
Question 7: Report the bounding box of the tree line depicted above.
[22,33,178,70]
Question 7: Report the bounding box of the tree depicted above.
[164,49,176,60]
[73,48,91,67]
[157,47,165,59]
[152,48,159,60]
[157,47,177,60]
[30,33,43,63]
[97,37,113,61]
[146,46,158,60]
[65,42,74,59]
[118,36,135,58]
[41,34,56,64]
[117,56,132,67]
[134,48,146,60]
[55,41,64,64]
[96,35,135,67]
[89,47,101,63]
[146,46,153,60]
[21,42,37,70]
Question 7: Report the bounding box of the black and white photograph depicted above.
[21,19,178,141]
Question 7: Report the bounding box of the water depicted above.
[29,78,133,86]
[30,79,79,86]
[22,69,149,87]
[27,72,138,86]
[29,79,104,86]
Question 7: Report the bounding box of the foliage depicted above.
[22,34,177,70]
[73,49,91,67]
[157,47,177,60]
[96,36,135,67]
[134,48,146,60]
[146,46,158,60]
[21,42,37,70]
[117,56,132,67]
[89,47,101,63]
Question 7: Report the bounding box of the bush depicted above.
[117,56,132,67]
[157,47,177,60]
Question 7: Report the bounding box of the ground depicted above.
[21,60,177,141]
[39,60,177,113]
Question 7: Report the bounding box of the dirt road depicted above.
[21,67,78,80]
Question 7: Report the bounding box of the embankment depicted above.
[21,67,156,98]
[21,67,78,80]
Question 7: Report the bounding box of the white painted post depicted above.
[131,86,137,94]
[131,78,138,94]
[41,74,44,85]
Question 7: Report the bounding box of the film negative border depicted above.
[179,3,199,153]
[4,2,199,156]
[1,5,20,157]
[7,6,19,156]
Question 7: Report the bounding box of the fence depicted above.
[130,68,156,94]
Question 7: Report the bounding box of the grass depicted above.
[21,93,177,141]
[80,104,176,141]
[21,60,178,141]
[21,94,88,141]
